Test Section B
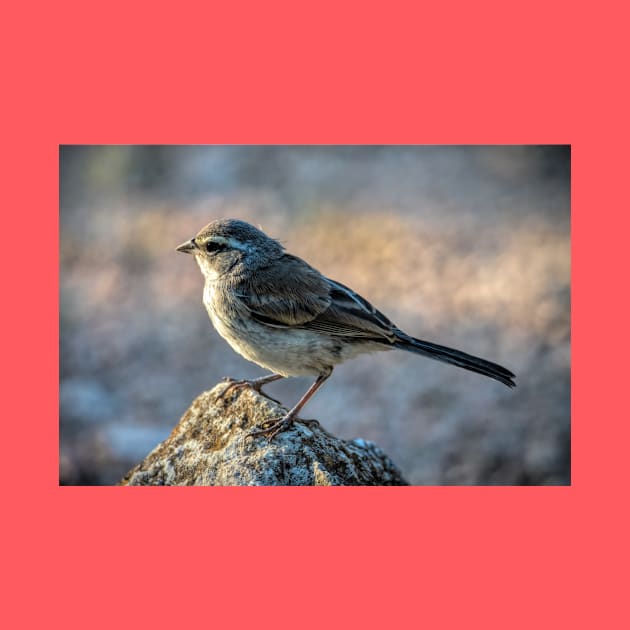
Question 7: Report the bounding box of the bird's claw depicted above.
[217,377,282,404]
[246,416,319,442]
[217,377,248,400]
[247,416,294,441]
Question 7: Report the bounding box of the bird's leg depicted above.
[248,369,332,440]
[218,373,284,403]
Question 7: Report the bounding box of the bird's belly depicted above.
[204,286,389,376]
[215,318,328,376]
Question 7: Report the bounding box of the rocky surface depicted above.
[120,382,408,486]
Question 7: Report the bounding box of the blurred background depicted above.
[59,145,570,485]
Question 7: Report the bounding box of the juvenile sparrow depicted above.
[177,218,515,439]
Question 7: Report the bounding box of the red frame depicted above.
[3,1,627,628]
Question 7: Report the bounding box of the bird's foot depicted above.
[247,415,294,441]
[218,376,283,405]
[247,415,319,442]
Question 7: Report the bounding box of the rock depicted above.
[120,382,408,486]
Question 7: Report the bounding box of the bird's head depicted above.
[176,218,284,281]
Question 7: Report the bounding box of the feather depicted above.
[238,254,331,325]
[393,333,516,388]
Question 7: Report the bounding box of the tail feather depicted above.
[393,333,516,388]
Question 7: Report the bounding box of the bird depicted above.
[176,218,515,439]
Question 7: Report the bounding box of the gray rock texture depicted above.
[120,382,408,486]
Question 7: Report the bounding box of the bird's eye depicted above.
[205,240,227,253]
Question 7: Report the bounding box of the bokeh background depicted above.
[59,145,570,485]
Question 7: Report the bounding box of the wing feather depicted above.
[238,258,396,343]
[237,254,331,325]
[306,279,396,341]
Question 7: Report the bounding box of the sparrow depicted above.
[177,218,515,439]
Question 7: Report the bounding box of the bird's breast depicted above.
[200,282,339,376]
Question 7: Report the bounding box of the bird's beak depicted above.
[176,238,197,254]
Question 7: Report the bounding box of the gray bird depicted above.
[177,218,515,439]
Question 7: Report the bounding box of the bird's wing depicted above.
[240,256,396,342]
[237,254,332,326]
[307,278,397,341]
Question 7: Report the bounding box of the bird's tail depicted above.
[393,332,516,388]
